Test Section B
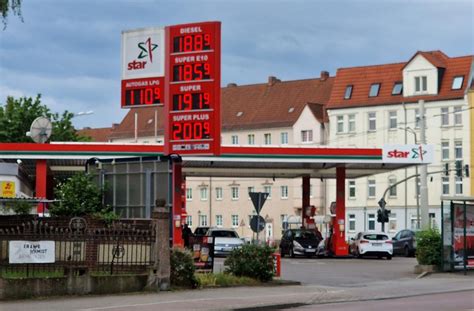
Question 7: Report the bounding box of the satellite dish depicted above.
[28,117,52,143]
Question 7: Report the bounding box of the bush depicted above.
[224,244,275,282]
[170,248,198,288]
[11,200,32,215]
[416,228,442,266]
[196,272,260,288]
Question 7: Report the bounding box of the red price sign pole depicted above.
[164,21,221,156]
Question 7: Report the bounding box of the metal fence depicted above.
[0,216,156,277]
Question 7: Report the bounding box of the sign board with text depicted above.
[121,27,165,108]
[1,181,15,197]
[9,240,55,264]
[382,144,434,164]
[164,21,221,155]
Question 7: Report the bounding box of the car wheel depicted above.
[404,246,410,257]
[290,247,295,258]
[387,255,392,260]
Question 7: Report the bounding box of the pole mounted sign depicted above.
[382,144,434,164]
[121,27,165,108]
[164,21,221,155]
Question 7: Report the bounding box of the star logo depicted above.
[137,37,158,63]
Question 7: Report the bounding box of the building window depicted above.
[264,185,272,199]
[186,215,193,227]
[368,179,376,198]
[441,107,449,126]
[281,186,288,199]
[231,187,239,200]
[281,214,288,229]
[231,215,239,227]
[248,134,255,145]
[186,188,193,201]
[344,85,353,99]
[264,133,271,145]
[455,177,463,195]
[454,106,462,125]
[368,112,376,131]
[247,186,255,200]
[441,141,449,161]
[348,114,355,132]
[388,213,397,232]
[301,130,313,142]
[369,83,381,97]
[216,215,223,227]
[231,135,239,145]
[280,132,288,145]
[451,76,464,90]
[337,116,344,133]
[200,187,208,201]
[388,177,397,197]
[392,82,403,95]
[199,215,208,226]
[415,76,427,92]
[429,213,438,229]
[455,141,463,159]
[411,216,420,230]
[414,109,420,129]
[348,180,356,199]
[389,111,397,129]
[442,177,450,195]
[216,187,223,200]
[368,214,375,231]
[348,214,356,232]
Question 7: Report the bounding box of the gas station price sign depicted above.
[164,21,221,155]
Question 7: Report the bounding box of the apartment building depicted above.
[104,73,334,241]
[325,51,473,239]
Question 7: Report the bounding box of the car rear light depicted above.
[360,240,369,244]
[385,240,392,244]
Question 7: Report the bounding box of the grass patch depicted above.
[0,268,64,279]
[196,272,260,288]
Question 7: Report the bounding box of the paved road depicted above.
[285,290,474,311]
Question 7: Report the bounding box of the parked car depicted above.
[280,229,322,258]
[205,228,244,256]
[349,232,393,260]
[193,226,210,237]
[392,229,416,257]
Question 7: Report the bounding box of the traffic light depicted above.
[465,164,470,178]
[383,209,391,223]
[455,161,463,177]
[444,163,449,176]
[377,208,390,223]
[377,209,383,223]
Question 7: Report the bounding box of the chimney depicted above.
[320,71,329,81]
[268,76,280,86]
[112,123,120,129]
[227,83,237,87]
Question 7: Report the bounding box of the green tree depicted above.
[0,94,90,142]
[0,0,22,29]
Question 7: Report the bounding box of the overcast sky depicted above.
[0,0,472,129]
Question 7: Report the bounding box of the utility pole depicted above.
[419,100,430,229]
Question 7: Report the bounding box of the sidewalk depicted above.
[2,273,473,311]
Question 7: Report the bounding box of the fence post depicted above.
[146,199,171,291]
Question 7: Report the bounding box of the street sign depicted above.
[250,215,265,233]
[249,192,269,214]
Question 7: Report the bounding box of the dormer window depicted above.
[415,76,427,93]
[452,76,464,90]
[369,83,381,97]
[344,85,353,99]
[392,82,403,95]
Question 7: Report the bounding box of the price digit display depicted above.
[172,121,211,140]
[172,92,210,111]
[173,34,212,53]
[172,63,211,82]
[125,87,161,106]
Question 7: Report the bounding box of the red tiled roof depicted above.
[109,77,334,140]
[77,127,112,142]
[402,50,449,69]
[327,52,472,110]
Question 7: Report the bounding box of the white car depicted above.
[205,228,244,256]
[349,232,393,260]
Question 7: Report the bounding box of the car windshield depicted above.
[211,230,239,238]
[293,230,317,239]
[363,234,389,240]
[194,228,208,235]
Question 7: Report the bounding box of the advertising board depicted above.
[382,144,434,164]
[9,240,55,264]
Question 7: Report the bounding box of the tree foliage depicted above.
[0,95,90,142]
[1,0,22,29]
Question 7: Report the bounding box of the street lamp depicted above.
[399,127,420,229]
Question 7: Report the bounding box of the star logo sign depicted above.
[411,145,427,161]
[137,37,158,63]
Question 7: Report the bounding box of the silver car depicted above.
[206,228,244,256]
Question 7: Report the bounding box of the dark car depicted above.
[280,229,322,258]
[194,226,210,237]
[392,229,416,257]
